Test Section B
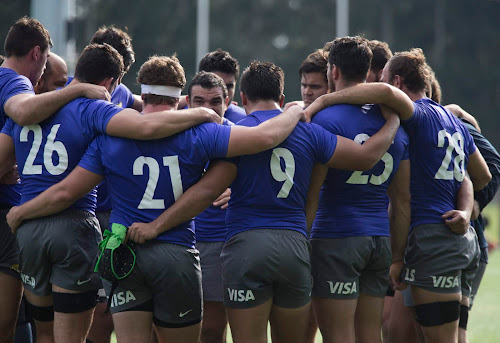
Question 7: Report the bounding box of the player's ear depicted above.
[332,64,340,80]
[240,92,248,106]
[393,75,402,89]
[224,96,229,107]
[279,94,285,107]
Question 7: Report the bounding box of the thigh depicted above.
[0,207,20,279]
[113,310,153,343]
[354,293,384,343]
[226,299,272,343]
[312,296,357,343]
[269,302,311,343]
[0,272,22,342]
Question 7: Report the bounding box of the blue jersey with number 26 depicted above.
[78,122,232,248]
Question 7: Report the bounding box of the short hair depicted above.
[240,61,284,103]
[187,71,228,99]
[368,39,392,73]
[74,44,123,85]
[427,67,442,104]
[137,55,186,106]
[90,25,135,72]
[198,49,240,78]
[299,49,328,82]
[328,36,372,83]
[4,17,52,58]
[387,48,431,93]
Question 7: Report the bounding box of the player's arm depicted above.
[127,161,237,243]
[445,104,481,132]
[4,83,110,126]
[387,160,411,290]
[283,100,305,111]
[105,107,221,140]
[325,105,401,170]
[6,167,103,232]
[225,105,306,157]
[306,83,414,120]
[0,133,16,179]
[441,175,473,234]
[305,163,328,232]
[467,149,491,191]
[131,94,143,112]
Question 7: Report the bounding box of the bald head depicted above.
[34,52,68,94]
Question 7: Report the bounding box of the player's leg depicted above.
[113,311,154,343]
[313,297,357,342]
[304,305,318,343]
[24,291,54,343]
[354,293,384,343]
[226,300,272,343]
[269,302,311,343]
[382,289,421,343]
[201,301,227,343]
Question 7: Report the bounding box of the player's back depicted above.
[403,98,476,227]
[79,122,231,248]
[226,109,337,239]
[311,104,409,238]
[2,97,120,210]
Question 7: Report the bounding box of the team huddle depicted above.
[0,16,499,343]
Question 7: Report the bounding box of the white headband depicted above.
[141,84,182,98]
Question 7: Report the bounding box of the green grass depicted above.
[112,203,500,342]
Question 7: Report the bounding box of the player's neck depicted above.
[403,87,427,102]
[334,79,364,92]
[143,103,176,114]
[2,57,32,79]
[244,100,281,114]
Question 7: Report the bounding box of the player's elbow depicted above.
[53,188,79,207]
[472,171,492,191]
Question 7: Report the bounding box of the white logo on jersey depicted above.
[431,275,460,288]
[110,291,136,307]
[327,281,357,295]
[20,273,35,287]
[227,288,255,302]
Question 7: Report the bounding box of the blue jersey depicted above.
[225,104,246,123]
[311,104,410,238]
[0,68,33,206]
[195,119,234,242]
[225,109,338,239]
[78,122,232,248]
[403,98,476,228]
[1,98,122,213]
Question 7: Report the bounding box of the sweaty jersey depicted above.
[0,68,32,206]
[1,98,122,213]
[225,109,338,240]
[403,98,476,228]
[311,104,410,238]
[78,122,232,248]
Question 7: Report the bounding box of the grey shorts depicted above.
[96,210,111,235]
[15,210,102,296]
[403,223,479,297]
[103,241,202,327]
[0,207,20,279]
[311,236,391,299]
[221,229,312,309]
[198,241,224,302]
[469,259,487,307]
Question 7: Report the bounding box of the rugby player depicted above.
[5,54,310,343]
[124,60,402,343]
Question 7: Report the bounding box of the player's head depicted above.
[366,39,392,82]
[198,49,240,103]
[90,25,135,73]
[426,66,442,104]
[299,49,328,108]
[187,71,229,117]
[381,48,431,95]
[327,36,372,90]
[74,43,124,93]
[34,52,68,94]
[240,61,285,106]
[137,55,186,109]
[4,17,53,85]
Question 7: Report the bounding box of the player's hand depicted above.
[213,188,231,209]
[6,206,22,233]
[0,165,20,185]
[380,104,400,124]
[442,209,470,234]
[74,83,111,101]
[127,222,160,244]
[198,107,222,124]
[305,95,327,117]
[283,100,304,111]
[389,260,407,291]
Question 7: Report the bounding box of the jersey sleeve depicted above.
[78,137,105,176]
[0,118,14,137]
[122,84,136,108]
[195,123,232,159]
[310,123,338,165]
[400,101,423,134]
[84,100,124,134]
[0,75,34,109]
[311,107,344,135]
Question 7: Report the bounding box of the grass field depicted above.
[112,203,500,343]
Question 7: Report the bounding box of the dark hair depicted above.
[74,44,123,85]
[387,48,431,93]
[368,39,392,73]
[198,49,240,78]
[427,66,442,104]
[299,49,328,83]
[0,55,5,64]
[4,17,52,58]
[137,55,185,106]
[328,36,372,82]
[188,71,228,99]
[240,61,284,103]
[90,26,135,72]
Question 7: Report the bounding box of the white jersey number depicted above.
[270,148,295,198]
[434,130,465,182]
[20,124,68,176]
[346,133,393,185]
[133,155,183,209]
